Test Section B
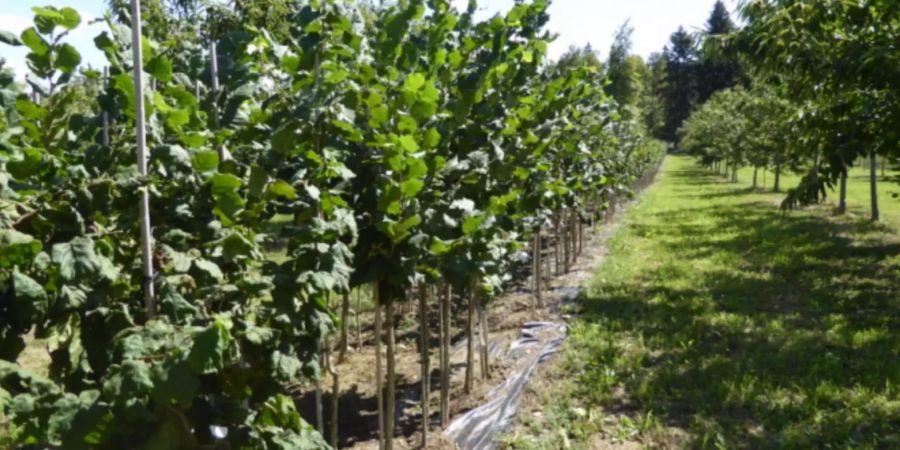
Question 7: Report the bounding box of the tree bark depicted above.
[385,295,396,450]
[464,285,475,394]
[554,213,561,276]
[418,285,430,447]
[338,292,350,363]
[533,233,541,308]
[374,282,384,450]
[315,341,324,435]
[870,151,880,221]
[774,163,781,192]
[355,288,362,350]
[478,291,489,379]
[440,284,451,425]
[838,171,848,215]
[752,167,758,190]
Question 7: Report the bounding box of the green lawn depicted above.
[507,155,900,449]
[736,161,900,228]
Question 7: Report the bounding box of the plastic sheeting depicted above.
[443,321,568,450]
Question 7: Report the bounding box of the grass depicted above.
[519,155,900,449]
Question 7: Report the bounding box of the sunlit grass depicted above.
[523,155,900,449]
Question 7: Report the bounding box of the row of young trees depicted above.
[680,0,899,220]
[0,1,663,448]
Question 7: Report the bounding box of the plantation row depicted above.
[0,1,662,448]
[678,0,899,217]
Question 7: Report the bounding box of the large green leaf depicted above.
[209,173,245,225]
[51,237,117,282]
[0,230,42,268]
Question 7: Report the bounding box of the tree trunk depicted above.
[385,295,396,450]
[533,233,541,308]
[325,348,339,448]
[554,213,561,276]
[774,163,781,192]
[838,171,848,215]
[752,167,758,190]
[478,290,489,379]
[418,285,430,446]
[315,341,324,435]
[374,282,384,450]
[562,210,570,274]
[338,292,350,363]
[355,288,362,350]
[870,151,880,221]
[464,285,475,394]
[440,284,451,425]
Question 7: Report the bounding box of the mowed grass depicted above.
[508,155,900,449]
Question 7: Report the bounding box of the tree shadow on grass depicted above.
[576,166,900,449]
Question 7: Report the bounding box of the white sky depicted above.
[0,0,739,80]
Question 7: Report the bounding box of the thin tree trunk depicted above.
[774,163,781,192]
[870,151,880,221]
[326,348,339,448]
[464,285,475,394]
[355,288,362,350]
[838,171,848,215]
[374,282,384,450]
[385,295,396,450]
[554,213,561,276]
[478,291,489,379]
[440,284,451,425]
[315,341,324,434]
[562,210,570,274]
[752,167,758,190]
[535,232,543,308]
[339,292,350,363]
[102,67,110,147]
[419,285,430,446]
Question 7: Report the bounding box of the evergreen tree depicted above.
[662,26,700,143]
[698,1,744,102]
[605,21,640,115]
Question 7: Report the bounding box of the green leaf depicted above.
[12,269,48,319]
[15,99,46,120]
[152,360,198,407]
[404,73,426,91]
[51,237,117,281]
[423,128,441,148]
[191,151,219,173]
[398,135,419,152]
[20,28,49,56]
[194,258,224,281]
[209,173,245,225]
[268,180,297,200]
[400,179,424,197]
[0,29,22,46]
[7,147,43,179]
[58,7,81,30]
[188,320,231,374]
[248,165,268,199]
[54,43,81,74]
[146,56,172,83]
[462,214,486,235]
[0,230,42,268]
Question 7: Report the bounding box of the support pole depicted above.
[130,0,156,317]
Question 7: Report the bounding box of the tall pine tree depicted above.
[662,26,700,143]
[698,0,743,103]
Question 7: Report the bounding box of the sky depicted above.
[0,0,740,80]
